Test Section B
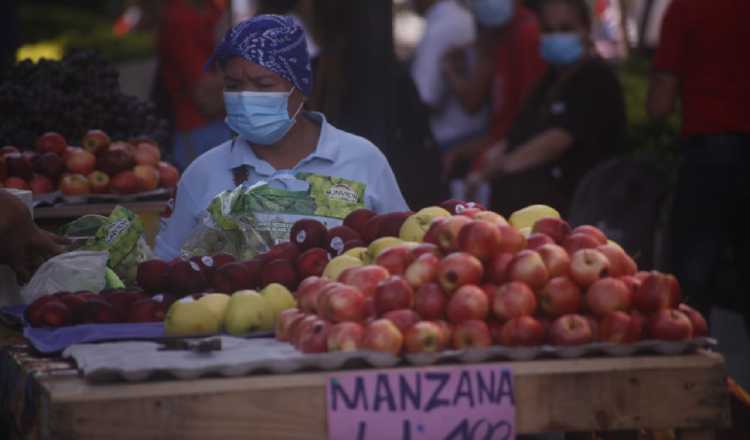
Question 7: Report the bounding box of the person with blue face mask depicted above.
[464,0,626,218]
[154,15,408,260]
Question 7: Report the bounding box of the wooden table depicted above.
[0,342,732,440]
[33,201,166,247]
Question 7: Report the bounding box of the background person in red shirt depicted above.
[648,0,750,333]
[157,0,230,170]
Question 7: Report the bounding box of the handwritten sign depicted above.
[326,363,515,440]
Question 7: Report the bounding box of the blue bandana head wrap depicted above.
[207,15,313,96]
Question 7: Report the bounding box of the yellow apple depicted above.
[509,204,561,230]
[164,298,221,337]
[322,255,364,280]
[398,206,451,242]
[224,290,274,335]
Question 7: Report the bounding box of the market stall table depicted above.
[0,339,731,440]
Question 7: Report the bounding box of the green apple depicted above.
[367,237,403,260]
[224,290,274,335]
[197,293,231,324]
[322,255,364,280]
[260,283,297,320]
[164,298,221,337]
[343,246,370,264]
[399,206,451,242]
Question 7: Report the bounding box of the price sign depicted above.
[326,363,515,440]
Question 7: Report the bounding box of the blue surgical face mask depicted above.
[223,88,303,145]
[540,33,585,65]
[470,0,514,28]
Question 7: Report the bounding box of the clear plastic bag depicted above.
[20,251,110,304]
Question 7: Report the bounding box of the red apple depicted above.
[327,321,366,352]
[586,277,632,317]
[261,259,300,291]
[382,309,421,333]
[526,233,555,250]
[362,319,403,355]
[1,146,20,157]
[490,281,537,321]
[133,164,160,191]
[572,225,608,245]
[4,177,29,190]
[31,152,65,179]
[265,242,301,262]
[296,276,331,313]
[60,173,90,196]
[318,284,367,323]
[627,310,646,342]
[298,319,331,353]
[569,249,610,287]
[440,199,468,215]
[619,275,642,296]
[536,243,571,278]
[376,211,413,238]
[5,154,33,180]
[648,309,693,341]
[422,217,447,246]
[290,219,327,251]
[404,321,445,353]
[596,243,637,277]
[499,316,546,346]
[404,252,440,288]
[562,232,601,255]
[549,314,594,346]
[507,250,549,290]
[290,315,320,348]
[485,252,514,285]
[473,211,509,226]
[446,284,489,323]
[137,260,172,293]
[410,243,442,259]
[296,247,329,279]
[168,260,209,295]
[452,320,492,349]
[82,129,110,155]
[375,245,415,275]
[275,308,305,342]
[678,304,709,337]
[496,225,526,254]
[434,215,472,252]
[374,276,414,315]
[110,170,140,194]
[29,174,54,194]
[134,141,161,166]
[437,252,484,293]
[633,272,681,314]
[87,170,110,193]
[538,277,581,317]
[65,149,96,175]
[599,311,636,343]
[157,161,180,189]
[338,265,390,298]
[532,217,571,244]
[456,220,503,261]
[414,282,447,320]
[433,320,453,348]
[343,208,377,238]
[128,299,167,323]
[362,214,387,243]
[211,262,255,293]
[35,132,67,155]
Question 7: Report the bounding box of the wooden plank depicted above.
[34,201,166,219]
[38,352,731,439]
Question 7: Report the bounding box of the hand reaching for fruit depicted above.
[0,190,69,283]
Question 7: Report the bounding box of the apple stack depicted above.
[24,289,168,327]
[0,130,180,196]
[276,203,709,355]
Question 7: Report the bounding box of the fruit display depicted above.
[1,130,179,197]
[0,51,169,148]
[24,289,168,327]
[269,202,709,354]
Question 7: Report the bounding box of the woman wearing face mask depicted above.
[154,15,408,260]
[466,0,626,217]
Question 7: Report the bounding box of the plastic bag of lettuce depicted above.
[62,206,153,287]
[181,174,365,260]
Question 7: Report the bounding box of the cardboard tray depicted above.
[33,188,171,207]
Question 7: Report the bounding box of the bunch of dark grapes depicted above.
[0,50,169,149]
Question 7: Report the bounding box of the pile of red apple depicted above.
[25,289,169,328]
[276,211,709,355]
[0,130,179,196]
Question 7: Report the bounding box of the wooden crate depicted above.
[22,351,728,440]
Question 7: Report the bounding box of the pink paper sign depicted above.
[326,363,515,440]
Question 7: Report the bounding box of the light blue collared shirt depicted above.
[154,112,409,260]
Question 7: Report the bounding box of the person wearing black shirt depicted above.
[466,0,626,217]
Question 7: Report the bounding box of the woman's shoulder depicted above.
[180,138,235,181]
[321,118,389,164]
